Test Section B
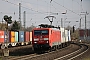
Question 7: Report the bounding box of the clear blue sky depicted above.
[0,0,90,29]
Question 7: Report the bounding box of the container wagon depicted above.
[0,30,32,48]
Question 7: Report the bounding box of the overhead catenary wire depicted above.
[53,0,81,16]
[2,0,82,16]
[1,0,85,20]
[39,0,61,15]
[1,0,46,14]
[12,0,81,16]
[43,0,84,17]
[1,0,58,15]
[2,0,87,20]
[41,0,82,18]
[72,0,83,12]
[12,0,56,15]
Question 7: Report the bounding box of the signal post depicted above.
[1,15,12,60]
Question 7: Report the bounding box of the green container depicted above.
[15,32,18,42]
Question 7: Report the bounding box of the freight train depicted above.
[32,24,71,52]
[0,30,32,48]
[79,29,90,43]
[79,29,90,40]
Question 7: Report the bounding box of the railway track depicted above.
[7,44,73,60]
[7,43,88,60]
[54,44,88,60]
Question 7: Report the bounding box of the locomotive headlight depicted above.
[34,38,39,41]
[44,38,49,40]
[46,41,48,43]
[34,42,37,43]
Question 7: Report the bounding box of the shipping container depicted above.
[15,31,18,42]
[68,30,71,41]
[25,31,30,42]
[10,31,15,42]
[60,28,65,43]
[30,32,32,42]
[79,29,84,37]
[19,31,24,42]
[65,30,68,42]
[79,29,88,37]
[79,29,89,40]
[4,31,9,43]
[0,30,4,43]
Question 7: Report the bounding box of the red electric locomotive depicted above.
[32,24,61,52]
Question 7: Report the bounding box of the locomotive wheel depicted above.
[59,45,61,49]
[52,46,57,51]
[16,43,19,46]
[8,44,12,48]
[49,48,52,52]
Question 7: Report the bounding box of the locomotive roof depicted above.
[33,27,60,31]
[38,24,60,29]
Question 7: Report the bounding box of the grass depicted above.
[84,58,90,60]
[0,57,2,60]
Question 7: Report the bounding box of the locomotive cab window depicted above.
[34,30,41,35]
[34,30,48,35]
[42,30,48,35]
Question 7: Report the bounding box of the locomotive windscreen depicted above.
[34,30,49,35]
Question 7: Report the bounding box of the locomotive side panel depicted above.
[49,29,61,47]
